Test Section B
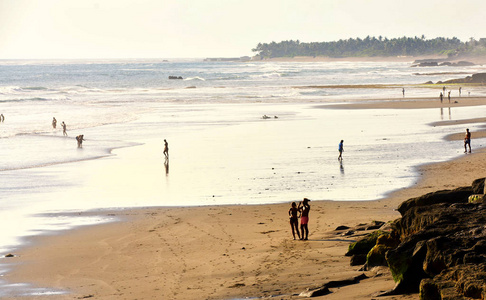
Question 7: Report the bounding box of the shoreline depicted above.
[3,98,486,299]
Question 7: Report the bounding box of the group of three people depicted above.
[288,198,311,240]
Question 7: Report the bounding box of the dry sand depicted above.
[4,98,486,300]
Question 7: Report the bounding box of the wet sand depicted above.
[3,97,486,299]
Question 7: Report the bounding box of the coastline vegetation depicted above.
[252,36,486,59]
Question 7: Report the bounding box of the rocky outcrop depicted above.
[412,60,475,67]
[438,73,486,84]
[347,178,486,299]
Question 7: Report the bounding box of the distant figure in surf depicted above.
[440,92,443,103]
[76,135,84,148]
[0,114,4,122]
[61,121,67,136]
[288,202,301,240]
[338,140,344,160]
[52,117,57,129]
[163,139,169,158]
[448,91,451,103]
[464,128,471,154]
[402,88,405,97]
[459,87,462,97]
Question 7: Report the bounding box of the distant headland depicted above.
[251,36,486,61]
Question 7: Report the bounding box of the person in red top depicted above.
[298,198,310,240]
[464,128,471,153]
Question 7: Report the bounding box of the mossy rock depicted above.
[346,230,383,256]
[366,244,390,268]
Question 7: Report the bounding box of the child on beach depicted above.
[288,202,301,240]
[298,198,310,240]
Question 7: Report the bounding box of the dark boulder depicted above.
[397,186,472,216]
[346,178,486,299]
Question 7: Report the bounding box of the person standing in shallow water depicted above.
[288,202,301,240]
[61,121,67,136]
[163,139,169,159]
[298,198,310,240]
[464,128,471,153]
[338,140,344,160]
[52,117,57,129]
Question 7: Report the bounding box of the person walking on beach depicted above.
[288,202,301,240]
[338,140,344,160]
[402,88,405,97]
[440,92,443,103]
[464,128,471,153]
[163,139,169,158]
[448,91,451,103]
[61,121,67,136]
[52,117,57,129]
[298,198,310,240]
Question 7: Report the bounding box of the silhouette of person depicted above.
[440,92,443,103]
[61,122,67,136]
[448,91,451,103]
[163,139,169,158]
[298,198,310,240]
[288,202,301,240]
[464,128,471,153]
[0,114,4,122]
[338,140,344,160]
[402,88,405,97]
[76,135,84,148]
[459,87,462,96]
[52,117,57,129]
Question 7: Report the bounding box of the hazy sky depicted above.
[0,0,484,59]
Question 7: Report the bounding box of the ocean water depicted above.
[1,59,486,295]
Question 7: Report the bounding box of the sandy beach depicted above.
[2,96,486,300]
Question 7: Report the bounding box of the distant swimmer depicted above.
[61,121,67,136]
[163,139,169,158]
[464,128,471,153]
[338,140,344,160]
[52,117,57,129]
[76,135,84,148]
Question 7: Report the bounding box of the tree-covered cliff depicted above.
[252,36,486,59]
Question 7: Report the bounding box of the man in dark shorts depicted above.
[298,198,310,240]
[163,139,169,158]
[464,128,471,153]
